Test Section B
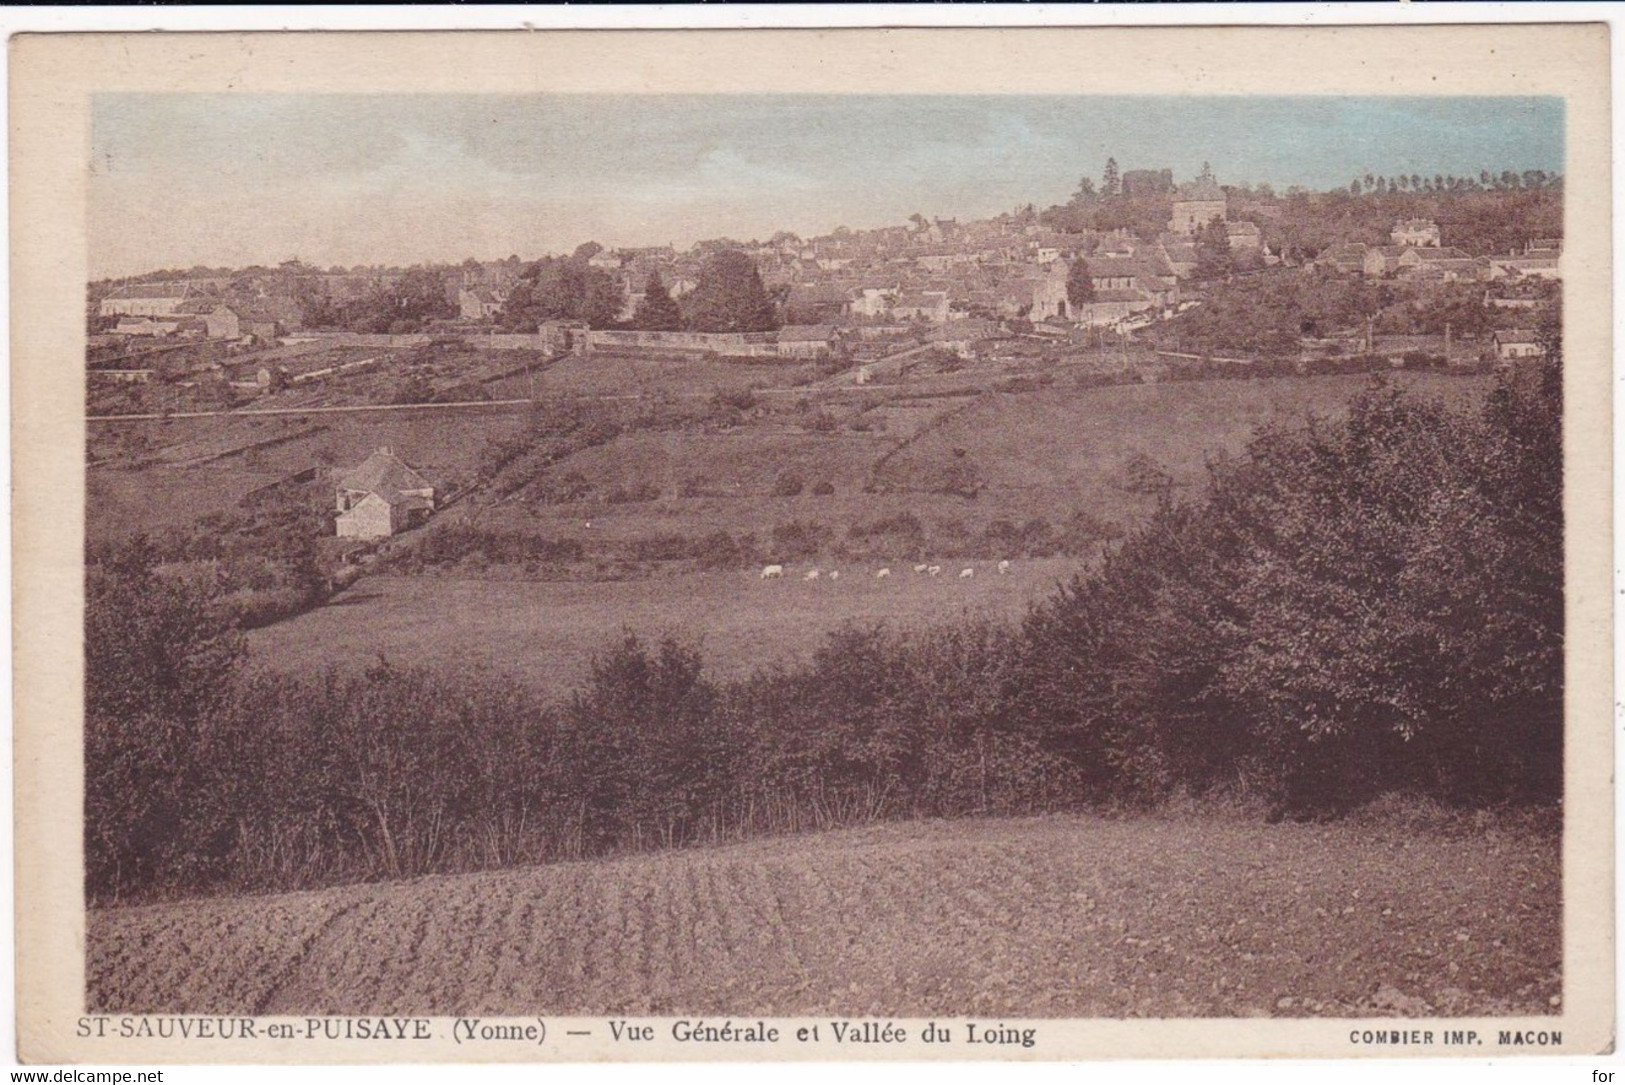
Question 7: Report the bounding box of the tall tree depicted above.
[1194,216,1234,280]
[1066,257,1097,308]
[633,271,683,331]
[1101,157,1121,200]
[682,250,779,333]
[500,254,622,330]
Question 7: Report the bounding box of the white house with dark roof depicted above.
[335,447,437,538]
[1492,329,1546,361]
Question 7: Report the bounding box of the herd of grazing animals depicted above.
[761,561,1013,582]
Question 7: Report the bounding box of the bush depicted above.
[1012,366,1563,814]
[770,519,828,560]
[810,480,835,497]
[86,543,246,900]
[771,471,805,497]
[697,531,757,571]
[806,410,840,434]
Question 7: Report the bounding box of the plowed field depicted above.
[87,814,1559,1018]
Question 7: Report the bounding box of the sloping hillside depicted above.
[89,813,1558,1018]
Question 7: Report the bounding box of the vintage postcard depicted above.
[10,23,1613,1067]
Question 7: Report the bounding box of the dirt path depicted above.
[87,814,1560,1018]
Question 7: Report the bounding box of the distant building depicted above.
[891,291,952,323]
[1492,329,1546,361]
[846,285,899,320]
[99,281,195,318]
[777,324,839,358]
[1362,246,1409,279]
[1168,180,1227,235]
[458,288,505,321]
[1391,218,1442,247]
[1315,243,1370,276]
[927,318,1004,357]
[1157,234,1200,278]
[1490,252,1562,282]
[206,303,284,343]
[1225,221,1264,252]
[335,447,436,539]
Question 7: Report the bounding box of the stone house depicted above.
[458,288,505,321]
[335,447,437,539]
[1168,180,1227,235]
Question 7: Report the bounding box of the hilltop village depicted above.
[90,163,1561,414]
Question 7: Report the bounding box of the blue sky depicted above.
[90,94,1563,278]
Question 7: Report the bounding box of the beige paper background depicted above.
[11,24,1613,1064]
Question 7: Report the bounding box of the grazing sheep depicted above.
[998,559,1011,575]
[876,568,891,579]
[914,563,929,574]
[928,565,942,577]
[959,567,975,579]
[761,564,784,579]
[804,569,820,581]
[829,570,840,581]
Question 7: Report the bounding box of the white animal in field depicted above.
[998,559,1010,575]
[760,564,784,579]
[959,567,975,579]
[928,565,942,577]
[804,569,820,581]
[876,568,891,579]
[913,563,929,574]
[829,570,840,581]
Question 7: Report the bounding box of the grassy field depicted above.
[878,372,1490,526]
[249,559,1078,688]
[87,368,1489,546]
[87,812,1560,1018]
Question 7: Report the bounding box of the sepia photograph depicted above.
[11,22,1613,1065]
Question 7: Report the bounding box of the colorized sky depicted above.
[89,94,1564,278]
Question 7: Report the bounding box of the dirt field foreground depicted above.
[87,814,1559,1019]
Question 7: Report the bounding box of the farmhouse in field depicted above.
[335,447,437,539]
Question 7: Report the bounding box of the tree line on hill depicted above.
[85,348,1562,902]
[1038,158,1561,263]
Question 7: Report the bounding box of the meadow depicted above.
[249,559,1078,688]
